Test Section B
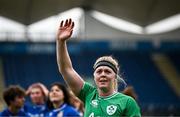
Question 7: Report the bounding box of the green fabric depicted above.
[78,82,141,117]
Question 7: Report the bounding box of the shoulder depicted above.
[0,108,9,116]
[18,109,26,116]
[82,82,96,90]
[117,93,141,116]
[78,82,97,102]
[115,93,141,116]
[110,92,137,106]
[0,108,26,116]
[79,82,97,95]
[117,92,137,103]
[64,105,80,116]
[0,108,11,116]
[23,104,48,116]
[114,92,133,100]
[64,105,78,112]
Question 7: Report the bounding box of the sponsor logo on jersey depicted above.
[106,105,117,115]
[89,112,94,117]
[91,100,98,107]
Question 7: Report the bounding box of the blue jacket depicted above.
[0,108,26,116]
[47,103,80,117]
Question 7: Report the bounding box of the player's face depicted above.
[30,87,44,105]
[49,85,64,103]
[11,95,25,109]
[94,66,116,92]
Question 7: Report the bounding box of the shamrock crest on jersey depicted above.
[106,105,117,115]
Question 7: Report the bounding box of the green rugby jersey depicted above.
[78,82,141,117]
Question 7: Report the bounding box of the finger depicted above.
[65,19,68,26]
[71,22,74,29]
[60,20,64,27]
[68,18,72,26]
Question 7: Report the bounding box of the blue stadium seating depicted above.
[1,42,180,116]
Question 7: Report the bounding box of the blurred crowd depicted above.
[0,82,84,117]
[0,82,137,117]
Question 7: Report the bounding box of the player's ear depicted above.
[93,71,96,77]
[114,77,118,91]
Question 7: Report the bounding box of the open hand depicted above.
[57,18,74,41]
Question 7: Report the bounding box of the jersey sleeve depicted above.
[125,97,141,117]
[78,82,95,103]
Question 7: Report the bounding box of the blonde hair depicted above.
[26,83,49,97]
[93,56,119,73]
[93,56,120,91]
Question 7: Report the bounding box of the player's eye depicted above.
[104,69,111,74]
[96,69,102,74]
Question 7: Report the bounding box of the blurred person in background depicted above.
[47,82,81,117]
[69,90,84,116]
[24,82,49,117]
[122,85,138,101]
[56,18,141,117]
[0,85,26,116]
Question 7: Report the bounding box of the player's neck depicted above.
[98,88,116,97]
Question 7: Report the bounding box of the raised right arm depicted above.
[56,19,84,95]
